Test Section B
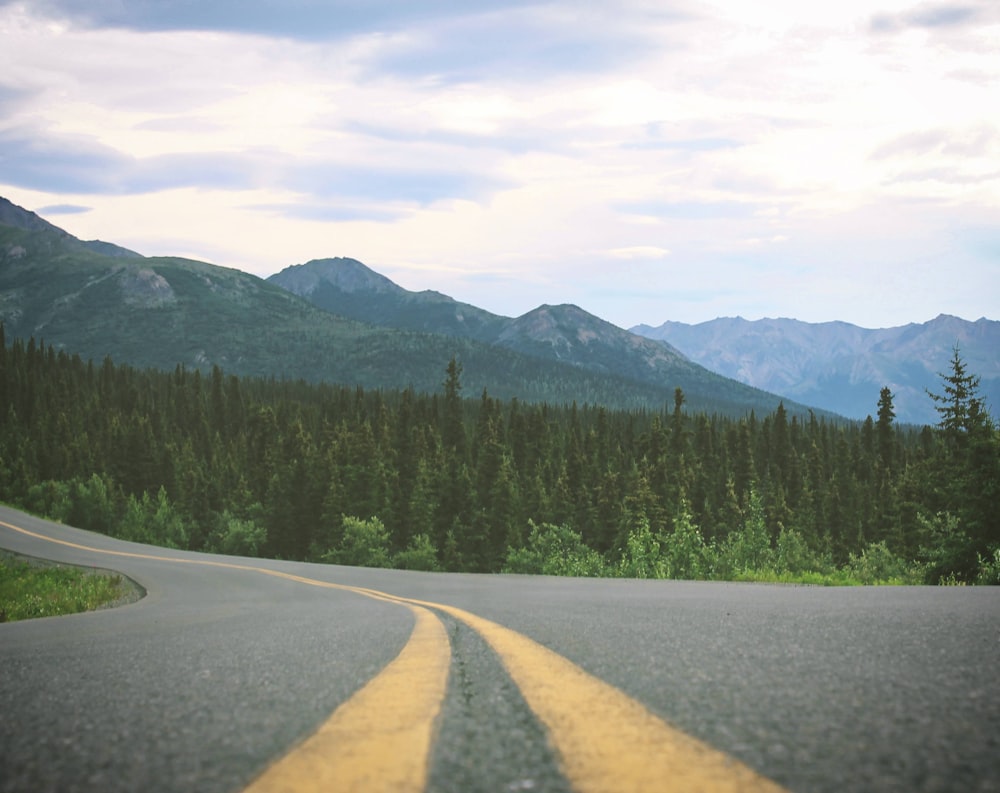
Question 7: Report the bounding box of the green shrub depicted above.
[716,490,774,578]
[115,487,188,549]
[975,548,1000,585]
[660,507,712,580]
[24,480,73,523]
[394,533,440,571]
[68,473,119,535]
[504,522,607,577]
[774,526,824,575]
[206,511,267,557]
[323,516,392,568]
[846,541,921,585]
[616,516,666,579]
[918,511,976,584]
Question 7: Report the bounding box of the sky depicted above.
[1,0,998,330]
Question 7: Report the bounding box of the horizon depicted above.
[4,191,996,332]
[1,1,997,329]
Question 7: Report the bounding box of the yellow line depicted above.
[0,519,450,793]
[424,603,787,793]
[273,580,790,792]
[1,518,790,793]
[244,603,449,793]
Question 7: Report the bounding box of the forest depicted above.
[1,325,997,585]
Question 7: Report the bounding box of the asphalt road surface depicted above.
[1,504,998,793]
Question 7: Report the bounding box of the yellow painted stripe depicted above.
[424,602,787,793]
[0,519,451,793]
[1,518,789,792]
[244,603,449,793]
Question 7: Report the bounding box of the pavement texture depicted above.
[2,505,998,793]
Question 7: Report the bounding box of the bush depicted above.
[393,533,440,571]
[975,547,1000,585]
[716,490,774,578]
[114,487,188,549]
[24,480,73,523]
[660,507,712,580]
[918,511,976,584]
[68,473,119,535]
[207,511,267,557]
[774,526,825,575]
[846,541,921,585]
[616,516,666,579]
[504,521,607,577]
[322,516,392,568]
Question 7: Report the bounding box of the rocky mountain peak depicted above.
[270,257,404,297]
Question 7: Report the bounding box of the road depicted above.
[1,504,998,793]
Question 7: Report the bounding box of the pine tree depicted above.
[928,346,985,446]
[442,357,466,459]
[876,386,896,470]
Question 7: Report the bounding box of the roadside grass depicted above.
[0,553,135,622]
[731,569,915,586]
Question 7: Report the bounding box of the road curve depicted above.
[1,505,998,793]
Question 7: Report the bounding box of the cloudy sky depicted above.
[1,0,997,329]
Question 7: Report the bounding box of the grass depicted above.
[731,568,920,586]
[0,552,137,622]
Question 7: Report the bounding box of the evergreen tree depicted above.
[928,346,985,446]
[876,387,896,470]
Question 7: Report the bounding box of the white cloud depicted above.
[0,0,997,328]
[606,246,672,260]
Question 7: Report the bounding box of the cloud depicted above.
[870,125,999,163]
[885,167,1000,186]
[36,203,92,215]
[364,5,676,83]
[0,0,534,40]
[0,123,507,207]
[248,202,409,224]
[0,126,256,194]
[342,121,556,156]
[0,83,33,115]
[1,0,997,329]
[605,246,671,260]
[0,126,128,194]
[870,2,993,33]
[16,0,694,88]
[624,136,743,153]
[285,162,508,205]
[618,201,757,221]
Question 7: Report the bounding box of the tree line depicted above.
[1,326,997,584]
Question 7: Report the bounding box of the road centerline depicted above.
[243,602,449,793]
[1,518,789,793]
[418,601,789,793]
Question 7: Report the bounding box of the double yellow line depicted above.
[1,519,787,793]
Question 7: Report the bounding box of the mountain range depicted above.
[631,316,999,426]
[0,197,803,418]
[2,195,994,424]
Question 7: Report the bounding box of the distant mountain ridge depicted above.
[269,258,509,342]
[10,194,985,424]
[0,197,142,259]
[0,197,810,417]
[631,315,1000,425]
[268,259,806,417]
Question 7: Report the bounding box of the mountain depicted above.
[631,316,1000,425]
[0,197,141,259]
[269,259,816,417]
[269,258,509,342]
[0,198,805,416]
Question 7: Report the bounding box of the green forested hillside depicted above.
[3,333,996,583]
[0,222,801,415]
[269,258,826,419]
